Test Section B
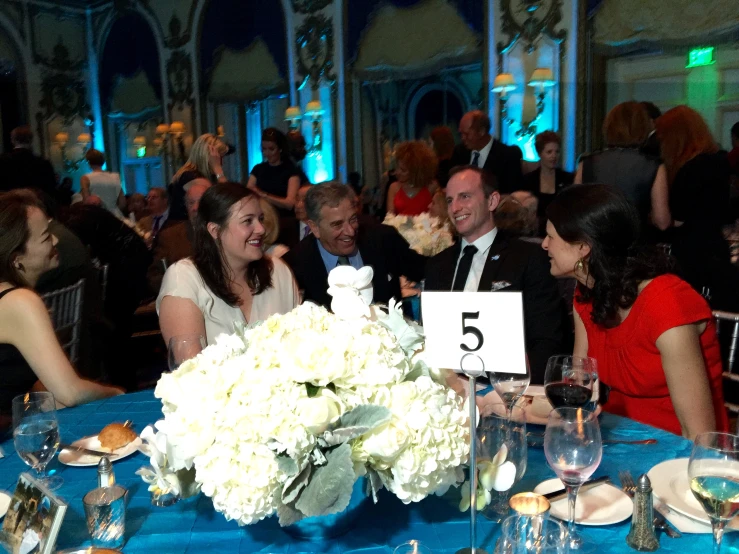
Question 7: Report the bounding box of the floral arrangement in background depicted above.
[140,267,469,527]
[383,213,454,257]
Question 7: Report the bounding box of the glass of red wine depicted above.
[543,356,598,411]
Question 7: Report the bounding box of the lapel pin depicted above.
[491,254,500,261]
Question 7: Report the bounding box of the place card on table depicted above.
[421,291,527,375]
[0,473,67,554]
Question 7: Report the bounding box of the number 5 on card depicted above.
[421,291,527,375]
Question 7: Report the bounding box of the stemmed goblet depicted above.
[12,391,63,490]
[544,407,602,551]
[544,356,598,410]
[689,432,739,554]
[492,358,530,421]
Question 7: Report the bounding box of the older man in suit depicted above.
[424,166,568,384]
[136,187,170,240]
[284,182,426,309]
[450,110,523,194]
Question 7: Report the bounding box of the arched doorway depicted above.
[408,85,465,141]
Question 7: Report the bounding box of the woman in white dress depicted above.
[157,182,299,344]
[80,149,126,217]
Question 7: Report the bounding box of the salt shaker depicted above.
[626,474,659,551]
[97,456,115,488]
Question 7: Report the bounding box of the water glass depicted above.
[167,333,206,371]
[496,515,568,554]
[12,392,63,490]
[544,407,602,551]
[83,485,127,549]
[492,359,530,421]
[688,432,739,554]
[479,404,527,522]
[544,355,598,410]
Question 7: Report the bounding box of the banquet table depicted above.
[0,390,734,553]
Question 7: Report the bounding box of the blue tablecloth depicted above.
[0,390,735,553]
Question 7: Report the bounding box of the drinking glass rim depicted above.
[12,391,55,407]
[693,431,739,453]
[500,513,568,538]
[547,406,597,421]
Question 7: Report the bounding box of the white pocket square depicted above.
[490,281,512,291]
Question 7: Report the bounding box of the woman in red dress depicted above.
[386,141,437,216]
[542,184,728,438]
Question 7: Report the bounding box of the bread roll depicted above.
[98,423,137,451]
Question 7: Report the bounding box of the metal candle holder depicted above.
[456,353,489,554]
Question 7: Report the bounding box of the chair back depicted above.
[91,258,109,305]
[41,278,85,364]
[714,310,739,414]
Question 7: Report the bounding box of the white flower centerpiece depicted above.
[382,213,453,257]
[142,266,470,531]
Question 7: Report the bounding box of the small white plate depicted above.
[533,478,633,525]
[648,458,739,529]
[58,435,142,467]
[0,491,10,519]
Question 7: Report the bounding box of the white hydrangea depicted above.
[153,292,468,526]
[383,213,454,257]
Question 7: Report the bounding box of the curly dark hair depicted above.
[193,182,272,306]
[546,184,674,327]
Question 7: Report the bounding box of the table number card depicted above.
[421,291,527,375]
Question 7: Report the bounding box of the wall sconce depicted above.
[155,121,186,166]
[54,131,91,172]
[493,67,555,140]
[284,101,323,155]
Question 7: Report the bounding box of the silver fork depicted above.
[619,470,682,538]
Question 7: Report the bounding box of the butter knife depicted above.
[543,476,611,502]
[60,443,110,457]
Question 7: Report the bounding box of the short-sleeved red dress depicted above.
[574,274,728,435]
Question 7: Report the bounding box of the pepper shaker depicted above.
[626,474,659,551]
[97,456,115,488]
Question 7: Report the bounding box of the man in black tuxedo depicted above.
[450,110,523,194]
[424,166,568,384]
[0,126,58,204]
[284,182,426,309]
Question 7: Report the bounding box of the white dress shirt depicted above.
[452,227,498,292]
[471,137,494,169]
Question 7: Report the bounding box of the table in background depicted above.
[0,391,730,553]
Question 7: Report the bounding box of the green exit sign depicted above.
[687,47,715,68]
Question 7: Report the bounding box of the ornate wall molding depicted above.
[295,13,335,90]
[167,49,194,110]
[291,0,332,15]
[497,0,567,56]
[29,6,86,71]
[37,71,90,125]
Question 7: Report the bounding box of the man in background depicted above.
[641,101,662,159]
[136,187,170,241]
[0,126,58,205]
[278,183,312,249]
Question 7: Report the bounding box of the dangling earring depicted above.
[574,258,585,274]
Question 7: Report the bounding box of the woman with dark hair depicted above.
[655,105,738,311]
[520,131,574,234]
[157,182,299,344]
[0,190,121,422]
[575,102,670,234]
[247,128,301,217]
[542,184,727,438]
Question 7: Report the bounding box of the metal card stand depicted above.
[456,353,489,554]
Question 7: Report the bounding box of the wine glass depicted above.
[479,404,527,522]
[167,334,206,371]
[12,392,63,490]
[496,514,568,554]
[688,432,739,554]
[543,407,602,551]
[492,358,530,421]
[544,356,598,410]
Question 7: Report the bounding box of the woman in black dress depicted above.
[247,128,301,218]
[656,105,739,310]
[520,131,574,235]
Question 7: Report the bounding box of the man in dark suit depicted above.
[284,182,426,309]
[278,183,312,249]
[0,126,58,204]
[640,101,662,159]
[424,166,568,384]
[450,110,523,194]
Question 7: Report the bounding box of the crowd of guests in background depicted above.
[1,102,739,440]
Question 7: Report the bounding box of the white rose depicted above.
[297,389,343,434]
[363,419,411,466]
